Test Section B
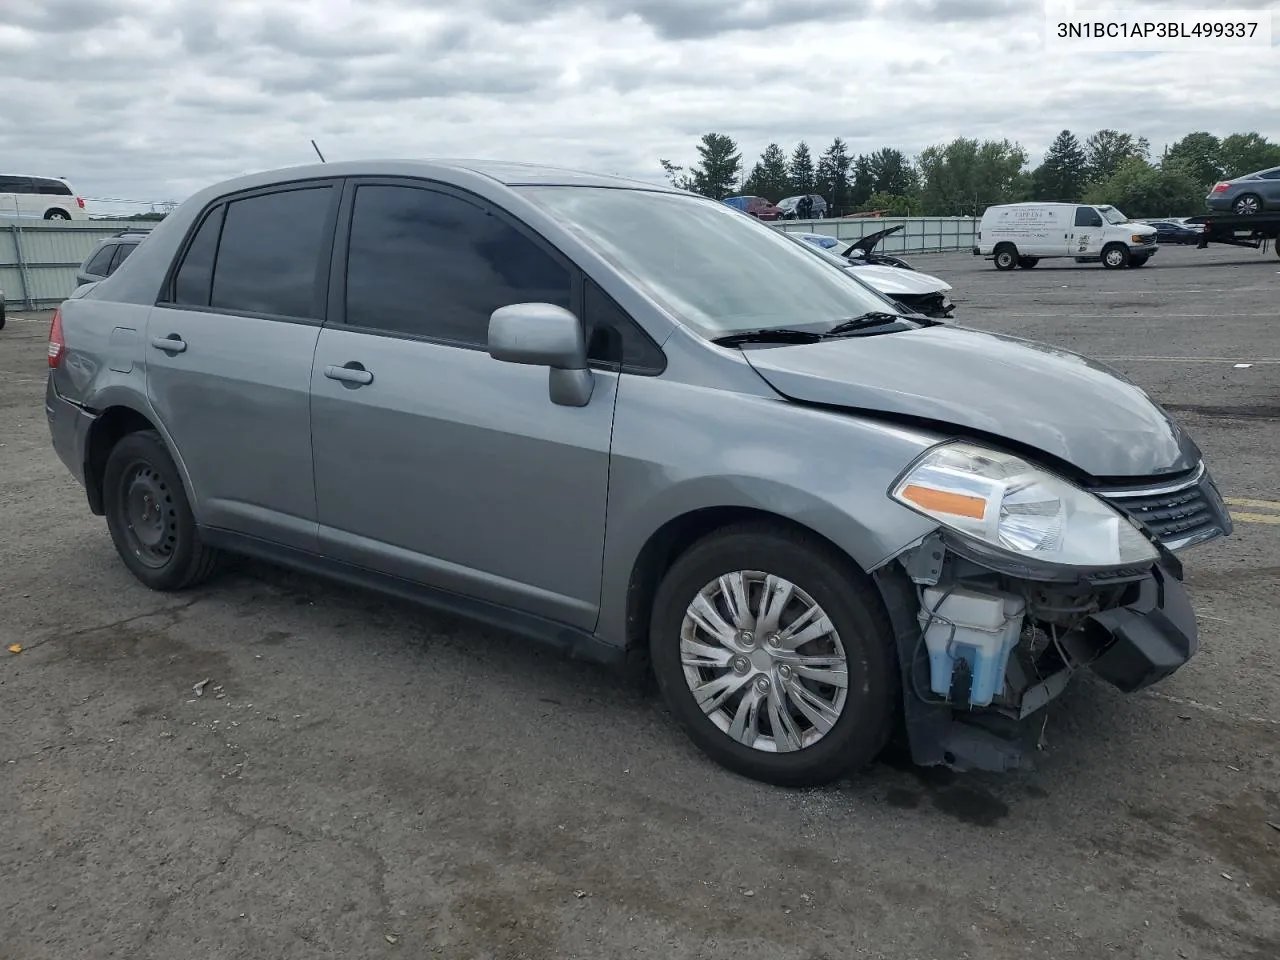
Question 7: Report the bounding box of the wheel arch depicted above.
[83,402,193,516]
[621,505,908,660]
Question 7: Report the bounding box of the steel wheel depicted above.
[680,571,848,753]
[118,460,178,569]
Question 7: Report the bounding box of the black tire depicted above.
[1101,244,1130,269]
[649,521,897,787]
[993,245,1018,271]
[1017,256,1039,269]
[102,429,220,591]
[43,209,71,220]
[1130,253,1150,267]
[1233,193,1262,216]
[0,302,6,331]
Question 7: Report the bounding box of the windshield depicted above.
[1097,205,1128,224]
[519,186,892,336]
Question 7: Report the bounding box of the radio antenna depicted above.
[311,139,326,163]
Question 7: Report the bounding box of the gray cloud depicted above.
[0,0,1274,212]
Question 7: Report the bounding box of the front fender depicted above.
[596,375,945,646]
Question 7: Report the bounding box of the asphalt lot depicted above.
[2,243,1278,959]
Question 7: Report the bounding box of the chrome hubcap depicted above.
[679,571,849,753]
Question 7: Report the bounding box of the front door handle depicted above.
[150,334,187,353]
[324,362,374,386]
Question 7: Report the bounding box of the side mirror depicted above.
[487,302,594,407]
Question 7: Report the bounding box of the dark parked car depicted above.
[75,231,149,286]
[776,194,828,220]
[1144,220,1203,245]
[721,195,782,220]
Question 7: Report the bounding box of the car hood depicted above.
[742,324,1200,479]
[841,225,904,256]
[844,263,950,295]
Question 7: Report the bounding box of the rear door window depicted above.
[171,206,225,306]
[210,186,335,319]
[107,242,136,275]
[0,176,34,193]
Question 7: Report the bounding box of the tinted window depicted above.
[0,176,34,193]
[1075,206,1102,227]
[584,280,664,373]
[173,206,224,306]
[84,244,116,277]
[209,187,333,319]
[35,179,73,195]
[1258,169,1280,180]
[107,241,136,274]
[345,184,572,344]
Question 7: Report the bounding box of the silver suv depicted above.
[46,160,1231,786]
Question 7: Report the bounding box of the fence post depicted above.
[10,223,34,310]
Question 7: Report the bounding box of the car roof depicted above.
[201,159,672,194]
[3,174,73,182]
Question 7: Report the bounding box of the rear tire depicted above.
[1233,193,1262,215]
[1101,244,1130,269]
[1017,257,1039,269]
[993,245,1018,271]
[649,521,897,787]
[43,209,71,220]
[102,430,220,591]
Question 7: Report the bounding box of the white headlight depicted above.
[890,442,1159,568]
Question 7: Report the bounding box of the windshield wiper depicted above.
[711,327,828,347]
[826,311,912,335]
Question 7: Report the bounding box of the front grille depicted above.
[1137,234,1156,245]
[1097,467,1228,551]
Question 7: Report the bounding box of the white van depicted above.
[0,175,88,220]
[974,202,1158,270]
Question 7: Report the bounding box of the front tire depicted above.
[993,245,1018,271]
[102,430,220,591]
[649,522,896,787]
[1102,244,1130,269]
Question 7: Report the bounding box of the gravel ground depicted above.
[2,242,1278,960]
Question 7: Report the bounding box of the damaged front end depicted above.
[873,441,1231,773]
[891,291,955,320]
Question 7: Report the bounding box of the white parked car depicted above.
[0,174,88,220]
[975,201,1158,270]
[794,233,955,319]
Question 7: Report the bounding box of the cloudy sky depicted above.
[0,0,1276,214]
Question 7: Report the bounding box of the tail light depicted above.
[48,307,65,368]
[1210,183,1229,193]
[76,196,86,209]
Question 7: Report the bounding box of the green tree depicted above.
[787,141,816,195]
[866,148,916,196]
[917,137,1028,216]
[1218,132,1280,178]
[659,133,742,199]
[658,159,695,191]
[1083,157,1202,218]
[849,155,874,207]
[816,137,853,214]
[1031,129,1087,201]
[859,193,915,216]
[1163,131,1223,187]
[743,143,790,199]
[1084,129,1150,184]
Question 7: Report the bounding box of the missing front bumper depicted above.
[877,552,1199,774]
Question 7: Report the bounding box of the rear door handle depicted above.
[150,334,187,353]
[324,362,373,386]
